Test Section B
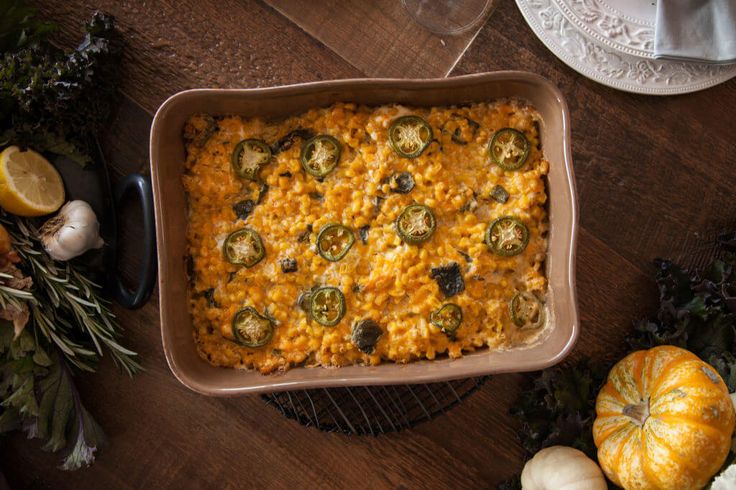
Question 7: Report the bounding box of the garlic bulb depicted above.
[40,200,104,261]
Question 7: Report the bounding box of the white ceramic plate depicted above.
[516,0,736,95]
[553,0,655,59]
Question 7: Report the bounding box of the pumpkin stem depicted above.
[622,398,650,427]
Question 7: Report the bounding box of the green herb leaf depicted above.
[0,9,120,166]
[1,372,37,417]
[37,358,72,451]
[0,0,56,53]
[627,255,736,383]
[60,405,106,471]
[32,345,52,367]
[707,352,736,393]
[690,313,735,362]
[511,359,609,459]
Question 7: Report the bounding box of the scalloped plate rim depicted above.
[551,0,655,59]
[515,0,736,95]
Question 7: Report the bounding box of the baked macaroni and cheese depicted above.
[183,100,549,374]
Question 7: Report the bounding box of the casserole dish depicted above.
[150,72,578,396]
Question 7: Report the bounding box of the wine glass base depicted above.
[401,0,495,36]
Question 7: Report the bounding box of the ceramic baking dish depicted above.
[150,72,578,396]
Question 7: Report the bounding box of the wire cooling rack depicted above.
[262,377,488,435]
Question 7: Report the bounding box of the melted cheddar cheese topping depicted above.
[183,100,549,373]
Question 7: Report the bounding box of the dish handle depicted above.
[111,173,157,309]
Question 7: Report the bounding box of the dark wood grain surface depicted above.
[265,0,495,77]
[2,0,735,488]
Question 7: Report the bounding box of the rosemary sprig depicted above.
[0,211,141,470]
[3,216,141,376]
[0,271,35,310]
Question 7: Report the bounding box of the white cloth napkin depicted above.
[654,0,736,64]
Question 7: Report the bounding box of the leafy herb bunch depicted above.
[0,216,140,470]
[628,237,736,391]
[0,216,141,470]
[0,2,135,470]
[0,0,121,165]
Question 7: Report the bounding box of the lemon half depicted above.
[0,146,65,217]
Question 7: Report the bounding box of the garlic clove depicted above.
[39,200,105,262]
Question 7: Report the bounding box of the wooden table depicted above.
[2,0,735,487]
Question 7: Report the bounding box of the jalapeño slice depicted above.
[223,228,265,267]
[231,307,274,348]
[232,139,271,180]
[485,216,529,256]
[489,128,530,170]
[389,115,433,158]
[317,223,355,262]
[430,303,463,339]
[300,135,341,177]
[310,286,346,327]
[396,204,436,244]
[509,292,545,329]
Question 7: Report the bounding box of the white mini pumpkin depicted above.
[520,446,607,490]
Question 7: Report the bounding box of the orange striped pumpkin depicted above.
[593,345,735,490]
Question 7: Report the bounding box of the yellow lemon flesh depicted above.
[0,146,65,217]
